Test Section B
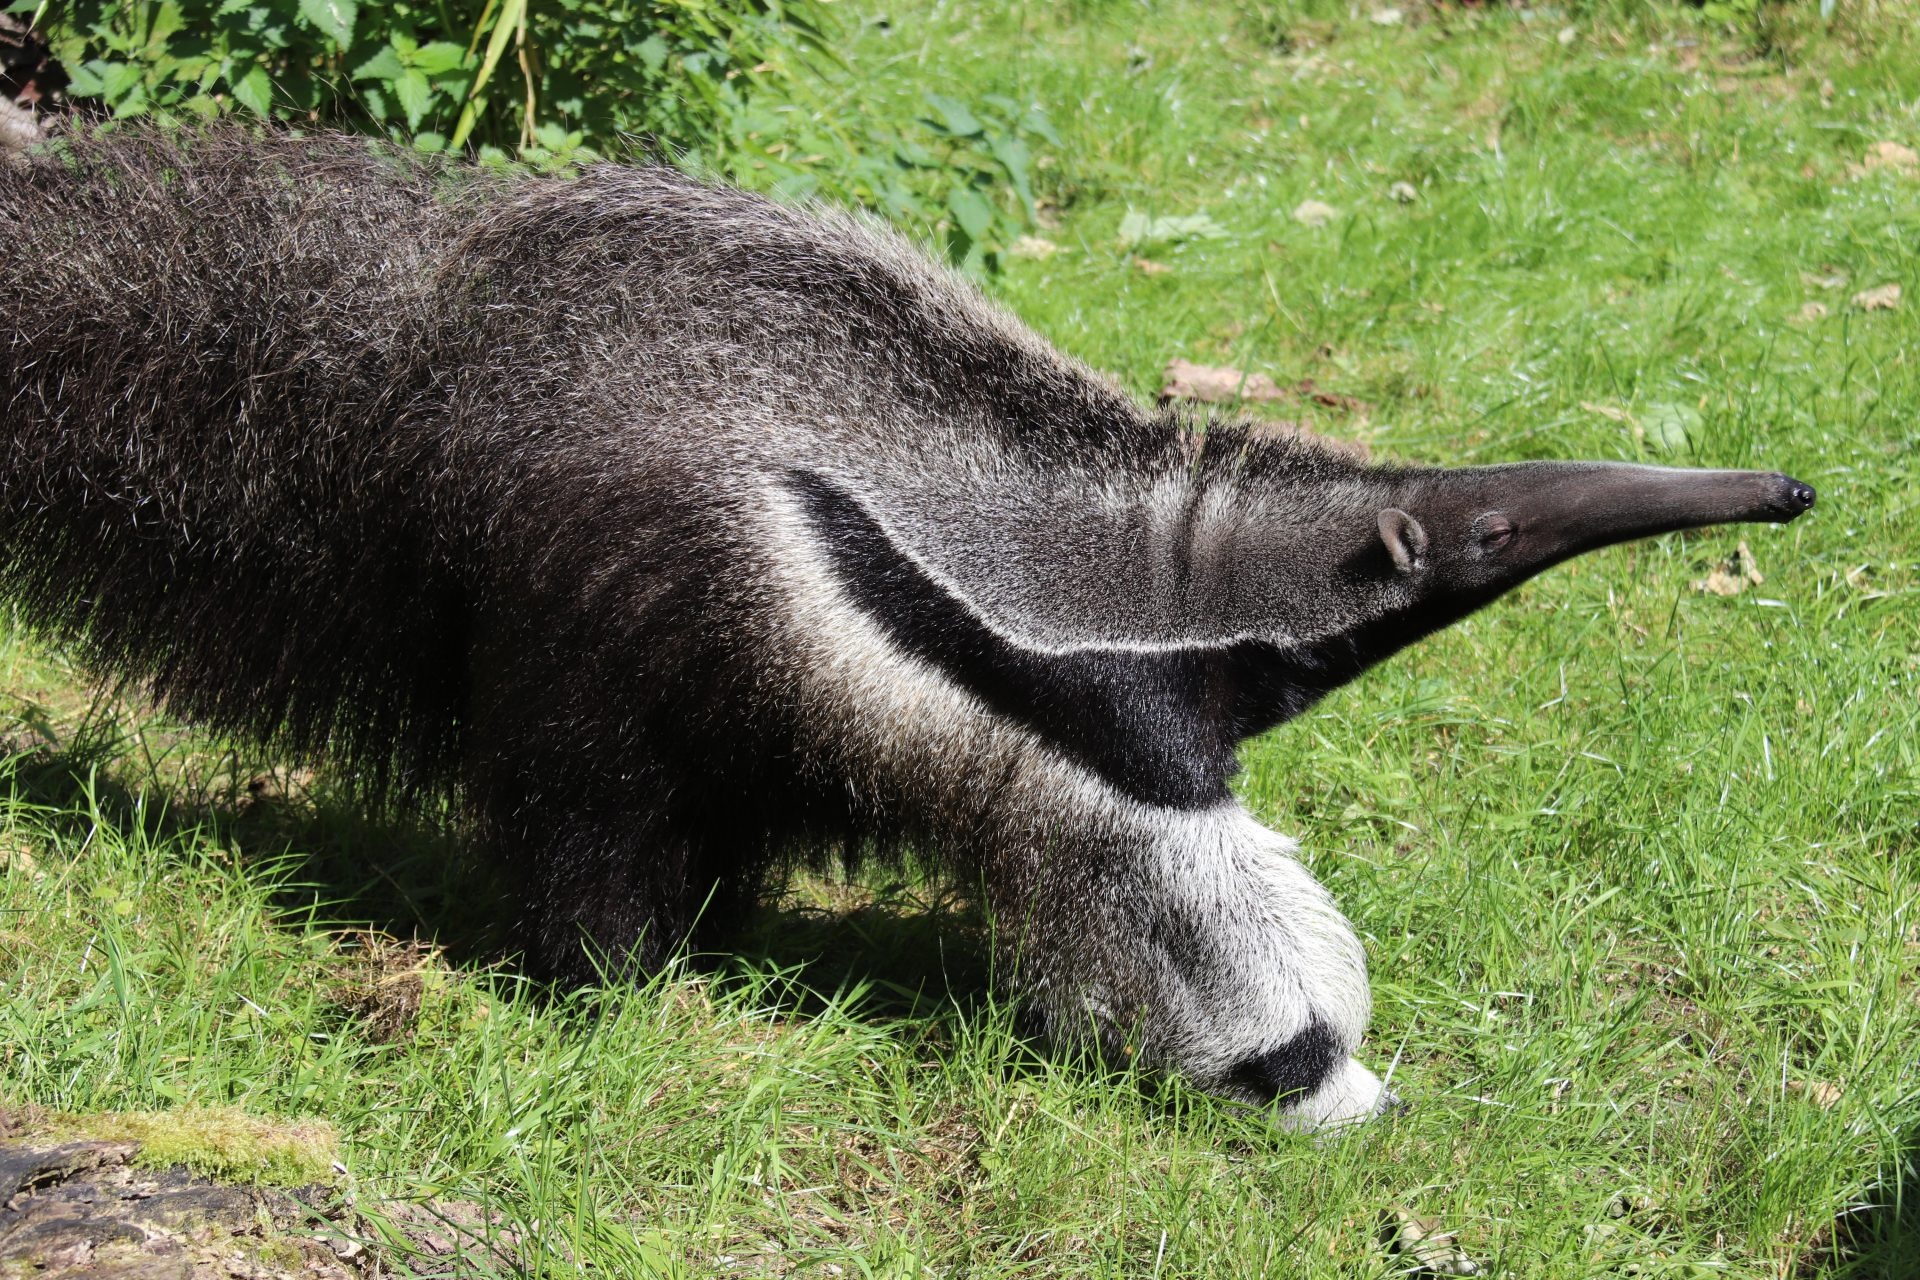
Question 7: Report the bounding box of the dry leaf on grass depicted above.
[1851,282,1902,311]
[0,835,39,876]
[1381,1207,1480,1276]
[1843,564,1888,602]
[1389,180,1419,203]
[1692,541,1764,597]
[1133,258,1171,276]
[1797,301,1830,322]
[1788,1079,1843,1109]
[1161,359,1287,403]
[1159,362,1372,415]
[1292,199,1338,227]
[1158,362,1370,460]
[1294,376,1370,414]
[1607,1191,1659,1219]
[1846,140,1918,179]
[1800,269,1848,290]
[1580,400,1634,424]
[1009,235,1058,260]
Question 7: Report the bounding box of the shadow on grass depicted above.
[0,709,1336,1131]
[719,879,996,1022]
[0,710,522,969]
[1822,1126,1919,1279]
[1,708,999,1024]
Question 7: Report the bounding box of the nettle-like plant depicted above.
[26,0,831,158]
[16,0,1054,266]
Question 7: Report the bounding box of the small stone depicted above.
[1389,180,1418,203]
[1293,199,1338,228]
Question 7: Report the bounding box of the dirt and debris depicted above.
[1160,359,1373,417]
[1162,359,1291,404]
[0,1110,528,1279]
[1692,540,1765,597]
[1850,282,1902,312]
[325,934,439,1044]
[1379,1206,1480,1276]
[1158,360,1372,462]
[1846,140,1917,179]
[0,13,53,159]
[1,13,60,110]
[0,1134,356,1279]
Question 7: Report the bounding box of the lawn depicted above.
[2,2,1917,1276]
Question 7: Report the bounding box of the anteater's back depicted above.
[0,129,487,788]
[0,126,1159,799]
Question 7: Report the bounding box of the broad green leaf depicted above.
[1116,210,1229,249]
[297,0,356,47]
[893,140,939,169]
[394,68,432,129]
[410,41,469,76]
[231,65,273,116]
[924,93,981,138]
[65,60,109,97]
[636,34,670,73]
[1640,402,1700,455]
[988,133,1034,219]
[947,186,994,240]
[351,47,405,83]
[1022,106,1063,148]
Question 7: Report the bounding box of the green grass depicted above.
[3,3,1918,1276]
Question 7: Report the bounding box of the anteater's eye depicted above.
[1477,515,1515,551]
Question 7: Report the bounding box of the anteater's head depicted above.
[1214,451,1815,736]
[1349,460,1815,640]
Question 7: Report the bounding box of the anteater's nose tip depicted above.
[1785,478,1817,515]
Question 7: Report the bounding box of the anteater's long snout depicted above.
[1442,462,1820,569]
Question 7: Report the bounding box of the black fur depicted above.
[1225,1018,1344,1104]
[793,469,1236,808]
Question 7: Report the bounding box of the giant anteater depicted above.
[0,128,1814,1128]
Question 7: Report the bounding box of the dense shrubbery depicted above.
[16,0,1053,267]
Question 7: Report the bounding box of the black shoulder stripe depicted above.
[789,470,1236,809]
[1225,1016,1343,1105]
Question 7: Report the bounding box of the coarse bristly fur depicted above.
[0,125,1815,1129]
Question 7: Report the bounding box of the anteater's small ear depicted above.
[1377,508,1428,574]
